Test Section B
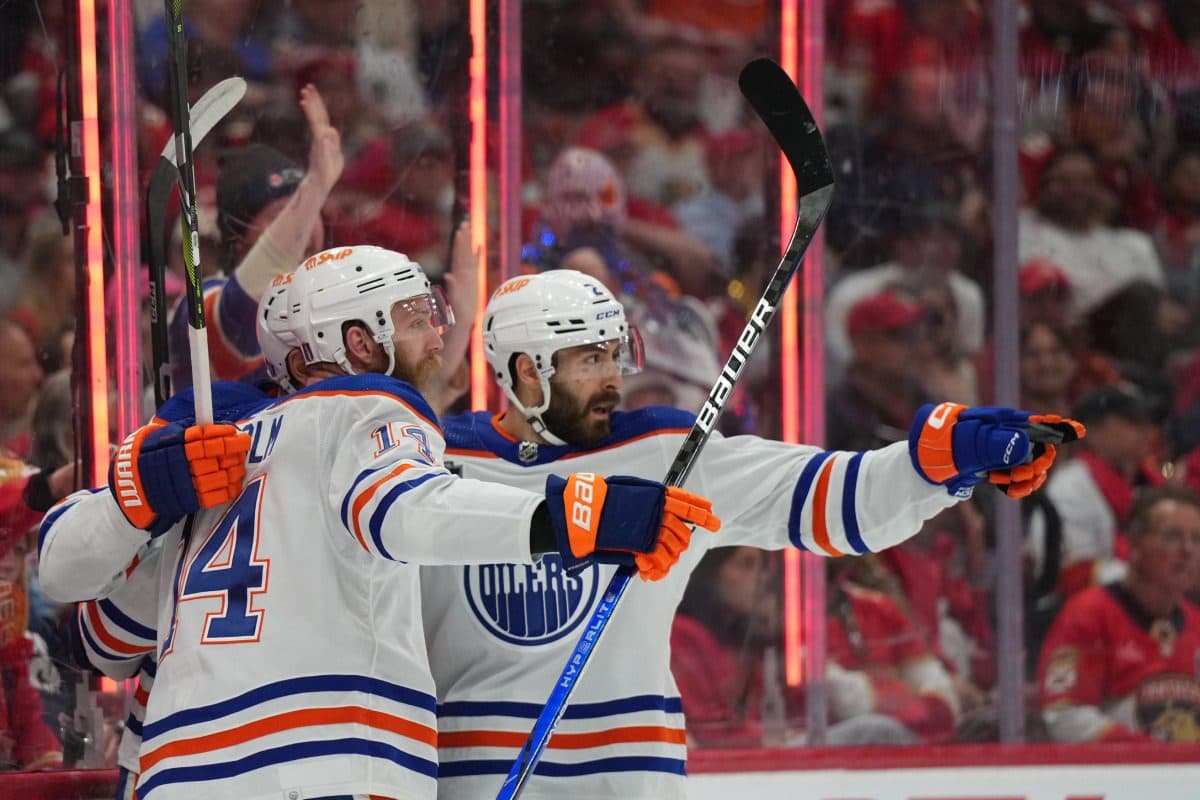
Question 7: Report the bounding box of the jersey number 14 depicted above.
[162,477,271,656]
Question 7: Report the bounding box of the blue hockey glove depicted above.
[544,473,721,580]
[908,403,1085,498]
[109,422,251,535]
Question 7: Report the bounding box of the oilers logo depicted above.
[464,556,598,646]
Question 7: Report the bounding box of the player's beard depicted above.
[541,381,620,447]
[392,352,443,393]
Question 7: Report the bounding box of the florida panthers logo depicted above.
[464,556,598,646]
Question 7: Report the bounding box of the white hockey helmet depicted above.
[483,269,642,444]
[256,278,300,393]
[286,245,453,377]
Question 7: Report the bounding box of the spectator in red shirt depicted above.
[1039,485,1200,742]
[671,547,919,747]
[0,470,59,770]
[825,555,961,743]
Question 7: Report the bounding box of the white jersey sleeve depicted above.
[75,541,160,679]
[38,488,152,603]
[689,435,959,555]
[329,386,541,566]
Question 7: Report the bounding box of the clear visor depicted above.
[391,286,455,339]
[552,325,644,381]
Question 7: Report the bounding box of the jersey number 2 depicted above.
[164,476,270,654]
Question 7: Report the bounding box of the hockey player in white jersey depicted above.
[421,269,1085,799]
[38,247,719,800]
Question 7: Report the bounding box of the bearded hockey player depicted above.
[421,269,1085,799]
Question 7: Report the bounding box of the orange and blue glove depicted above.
[109,422,251,535]
[909,403,1085,499]
[545,473,721,581]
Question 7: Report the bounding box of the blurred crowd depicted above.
[1,0,1200,774]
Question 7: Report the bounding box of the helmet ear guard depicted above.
[482,269,641,444]
[256,281,300,393]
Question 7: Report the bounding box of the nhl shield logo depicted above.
[464,556,599,646]
[518,441,539,464]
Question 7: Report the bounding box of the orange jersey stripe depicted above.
[135,683,150,706]
[439,725,686,750]
[84,602,150,656]
[810,457,843,557]
[349,463,415,551]
[140,705,438,774]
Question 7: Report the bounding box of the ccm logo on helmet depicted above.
[595,309,620,320]
[493,278,530,297]
[303,248,354,270]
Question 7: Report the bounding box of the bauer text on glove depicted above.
[545,473,721,580]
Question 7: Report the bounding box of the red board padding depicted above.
[688,742,1200,773]
[0,769,118,800]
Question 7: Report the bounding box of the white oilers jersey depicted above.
[423,407,958,799]
[38,376,546,800]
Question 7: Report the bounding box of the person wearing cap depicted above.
[329,118,456,274]
[1027,385,1162,599]
[975,259,1120,408]
[827,290,930,452]
[824,164,985,384]
[1038,485,1200,743]
[167,83,343,392]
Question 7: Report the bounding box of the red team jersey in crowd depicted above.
[422,407,960,799]
[1039,584,1200,743]
[39,377,551,800]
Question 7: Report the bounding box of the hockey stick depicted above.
[146,76,247,405]
[162,0,213,424]
[496,58,835,799]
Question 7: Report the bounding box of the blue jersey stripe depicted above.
[438,695,684,719]
[339,462,394,533]
[787,450,833,549]
[438,755,686,778]
[98,598,157,643]
[125,713,143,737]
[142,675,436,742]
[367,471,444,560]
[78,612,127,664]
[216,274,262,357]
[137,737,437,798]
[840,452,869,554]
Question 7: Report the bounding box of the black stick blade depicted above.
[738,58,834,196]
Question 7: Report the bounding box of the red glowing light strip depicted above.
[469,0,489,410]
[108,0,141,439]
[798,0,829,696]
[779,0,804,688]
[79,0,109,485]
